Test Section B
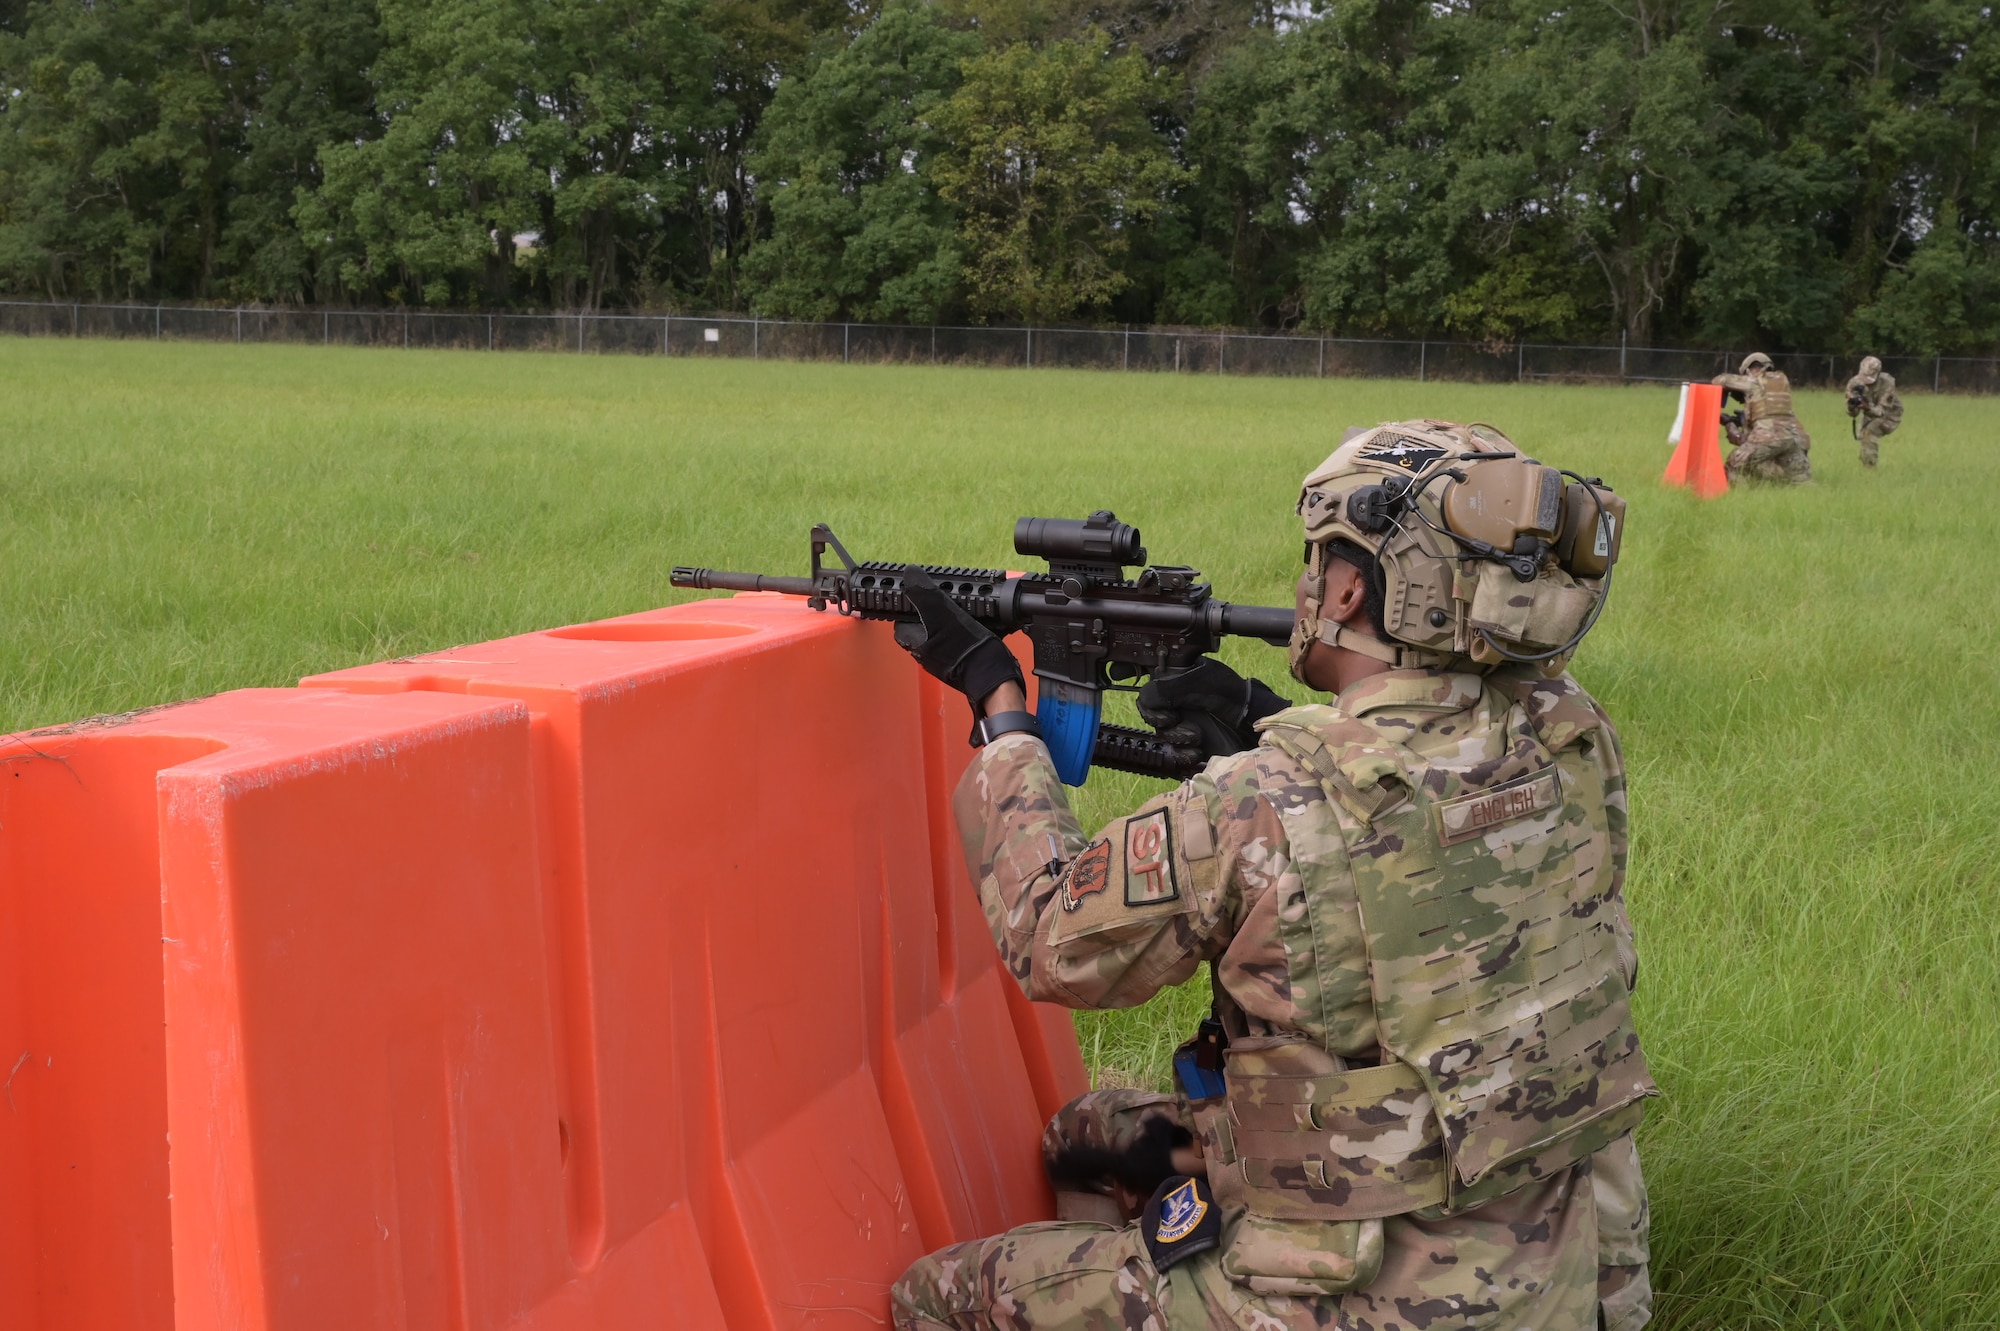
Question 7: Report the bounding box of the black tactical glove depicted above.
[1136,658,1290,761]
[896,567,1024,708]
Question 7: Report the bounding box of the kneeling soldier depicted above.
[1715,352,1812,483]
[892,421,1657,1331]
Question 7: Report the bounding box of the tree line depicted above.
[0,0,1993,352]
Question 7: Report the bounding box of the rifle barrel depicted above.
[670,567,817,596]
[1212,602,1296,645]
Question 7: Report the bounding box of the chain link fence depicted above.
[3,299,1994,393]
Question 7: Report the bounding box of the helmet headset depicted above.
[1293,421,1626,682]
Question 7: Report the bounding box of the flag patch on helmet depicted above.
[1143,1175,1220,1270]
[1359,436,1448,471]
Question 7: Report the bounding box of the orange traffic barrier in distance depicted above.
[1663,381,1729,497]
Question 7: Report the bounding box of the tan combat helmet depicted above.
[1740,352,1774,374]
[1857,355,1883,381]
[1294,420,1627,679]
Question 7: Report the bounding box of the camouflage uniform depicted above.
[1714,366,1811,483]
[1847,359,1902,468]
[892,666,1654,1331]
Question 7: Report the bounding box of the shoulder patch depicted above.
[1142,1175,1220,1271]
[1123,810,1178,906]
[1059,839,1113,912]
[1435,768,1561,845]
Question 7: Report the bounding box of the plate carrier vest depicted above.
[1195,675,1656,1255]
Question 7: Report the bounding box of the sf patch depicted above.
[1359,436,1448,472]
[1059,839,1113,912]
[1143,1175,1220,1271]
[1124,810,1178,906]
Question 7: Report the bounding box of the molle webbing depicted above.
[1226,1042,1446,1221]
[1749,374,1795,423]
[1251,688,1655,1218]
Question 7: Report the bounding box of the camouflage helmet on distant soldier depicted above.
[1292,420,1626,676]
[1740,352,1774,374]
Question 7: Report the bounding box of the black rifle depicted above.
[1845,383,1868,438]
[671,511,1294,784]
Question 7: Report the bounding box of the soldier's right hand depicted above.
[1137,657,1290,760]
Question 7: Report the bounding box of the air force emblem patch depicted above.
[1142,1175,1220,1271]
[1059,839,1113,912]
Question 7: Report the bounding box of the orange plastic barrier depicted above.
[1,595,1087,1331]
[1663,381,1729,497]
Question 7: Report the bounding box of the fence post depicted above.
[1025,328,1032,369]
[155,305,161,340]
[754,316,760,360]
[1419,341,1427,383]
[1318,338,1325,379]
[488,314,494,351]
[1219,332,1225,375]
[404,310,410,350]
[72,302,79,336]
[1935,355,1941,393]
[844,323,850,364]
[235,307,242,344]
[1124,327,1130,371]
[1620,329,1627,379]
[577,314,584,354]
[323,310,329,345]
[931,326,937,365]
[663,315,670,356]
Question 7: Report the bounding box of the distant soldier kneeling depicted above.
[1846,356,1902,470]
[1715,352,1811,484]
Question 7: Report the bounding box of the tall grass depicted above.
[2,338,1995,1326]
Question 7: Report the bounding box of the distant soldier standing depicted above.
[1846,356,1902,469]
[1714,352,1811,484]
[889,420,1657,1331]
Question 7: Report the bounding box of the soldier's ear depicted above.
[1322,561,1371,626]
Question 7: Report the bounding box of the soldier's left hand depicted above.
[897,567,1024,708]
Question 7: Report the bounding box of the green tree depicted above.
[221,0,383,302]
[744,0,979,321]
[0,0,251,299]
[295,0,544,306]
[297,0,724,308]
[929,34,1185,323]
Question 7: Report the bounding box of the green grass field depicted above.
[4,338,1996,1327]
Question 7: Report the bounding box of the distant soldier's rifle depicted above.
[671,512,1294,784]
[1845,382,1868,439]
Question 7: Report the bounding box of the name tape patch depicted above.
[1060,839,1113,912]
[1435,769,1562,846]
[1124,810,1178,906]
